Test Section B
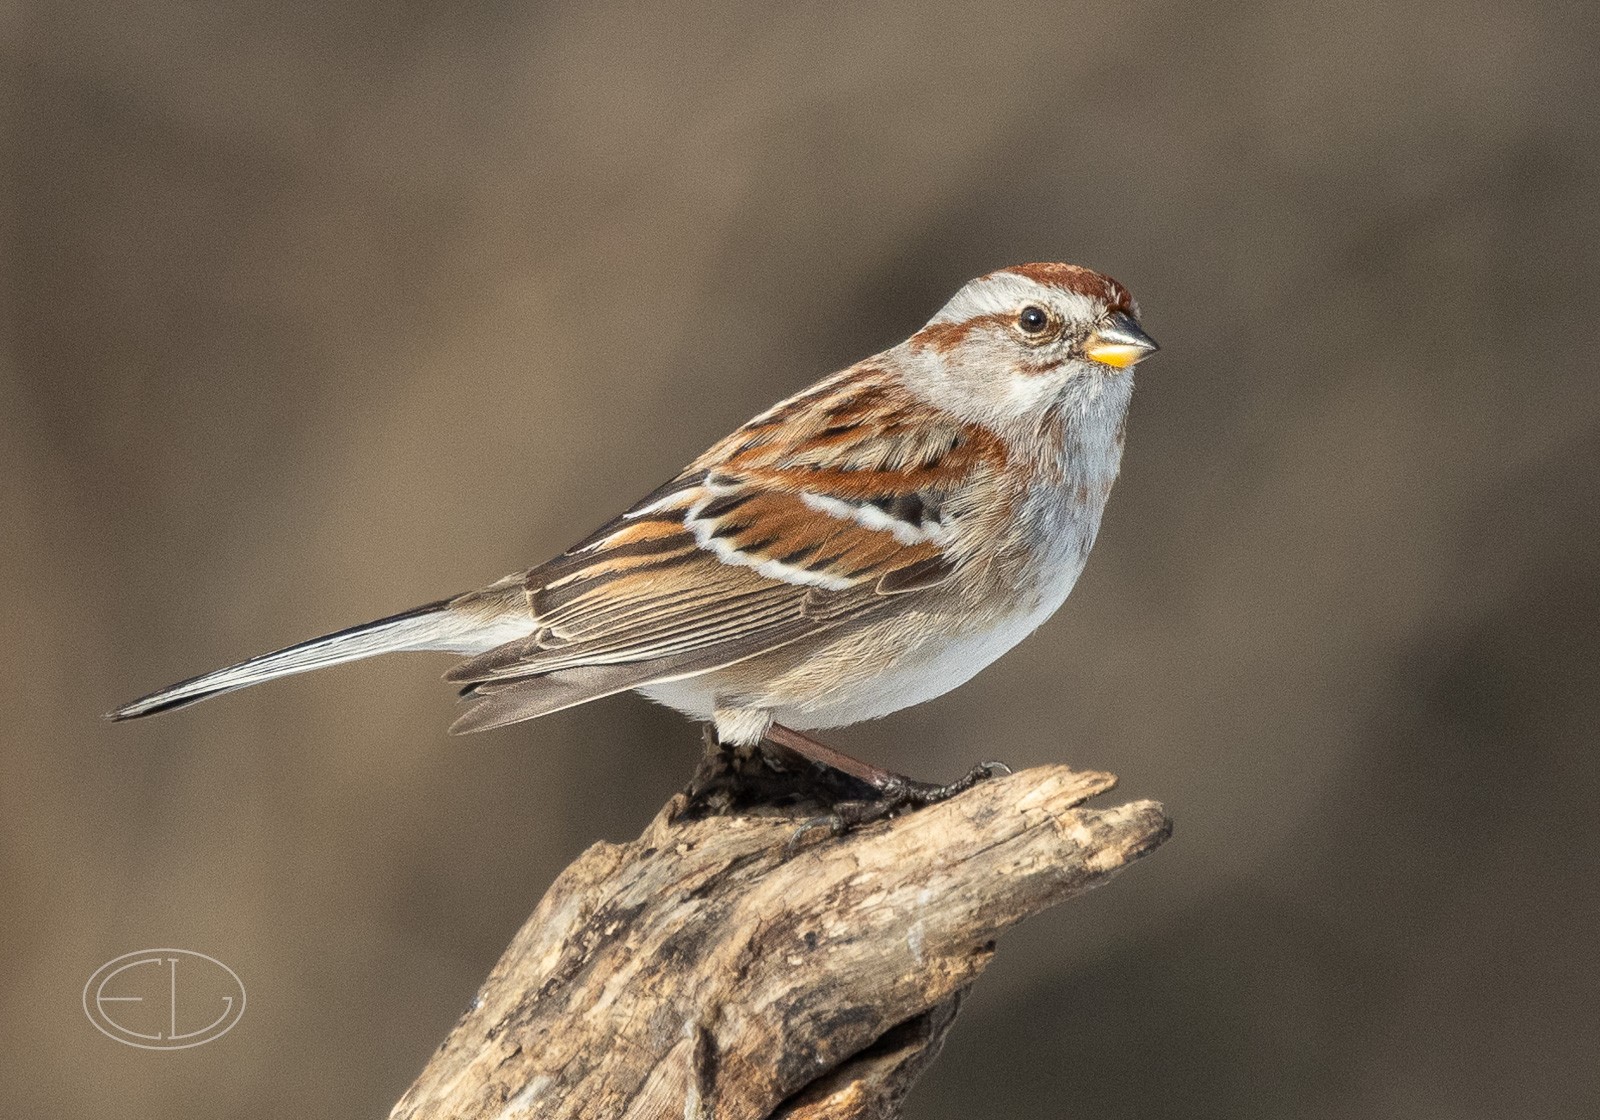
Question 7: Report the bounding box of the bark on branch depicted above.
[389,743,1171,1119]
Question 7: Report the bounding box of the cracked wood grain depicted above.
[389,748,1170,1120]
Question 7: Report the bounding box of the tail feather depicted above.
[107,595,532,721]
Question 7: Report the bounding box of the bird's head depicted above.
[900,262,1158,429]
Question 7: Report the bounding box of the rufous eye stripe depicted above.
[908,312,1015,355]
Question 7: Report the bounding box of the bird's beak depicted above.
[1084,311,1160,369]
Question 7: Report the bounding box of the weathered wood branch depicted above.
[390,742,1171,1119]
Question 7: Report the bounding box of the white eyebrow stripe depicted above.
[933,274,1099,328]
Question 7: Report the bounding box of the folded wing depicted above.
[446,365,1009,732]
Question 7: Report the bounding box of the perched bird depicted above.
[111,263,1157,802]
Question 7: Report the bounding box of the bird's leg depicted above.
[761,723,903,789]
[680,724,879,819]
[763,723,1011,843]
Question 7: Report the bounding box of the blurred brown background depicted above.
[4,1,1598,1116]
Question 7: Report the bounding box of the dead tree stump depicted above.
[389,741,1171,1119]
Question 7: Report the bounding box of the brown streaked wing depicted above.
[693,362,1010,493]
[445,494,925,688]
[445,364,1003,698]
[445,536,815,685]
[447,617,829,735]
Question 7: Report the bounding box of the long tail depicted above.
[107,592,532,721]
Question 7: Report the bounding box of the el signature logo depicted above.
[83,949,246,1049]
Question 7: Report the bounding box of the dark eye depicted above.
[1017,305,1050,335]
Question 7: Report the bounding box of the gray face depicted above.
[897,268,1156,431]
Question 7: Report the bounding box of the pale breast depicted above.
[640,400,1128,732]
[640,475,1107,731]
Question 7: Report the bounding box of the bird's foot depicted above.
[784,760,1012,853]
[880,759,1014,809]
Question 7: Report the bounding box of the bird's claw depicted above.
[883,759,1012,807]
[785,811,846,855]
[782,759,1012,854]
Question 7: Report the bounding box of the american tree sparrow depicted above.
[112,263,1158,802]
